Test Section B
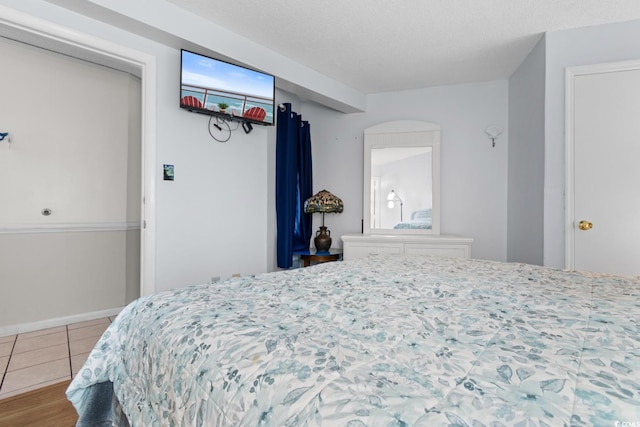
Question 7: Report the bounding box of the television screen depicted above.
[180,49,275,125]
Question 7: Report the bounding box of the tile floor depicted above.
[0,317,114,400]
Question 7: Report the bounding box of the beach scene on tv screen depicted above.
[181,50,274,124]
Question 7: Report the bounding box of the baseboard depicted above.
[0,307,124,337]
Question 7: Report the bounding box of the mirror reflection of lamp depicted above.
[387,190,403,221]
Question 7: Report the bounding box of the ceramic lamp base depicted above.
[314,226,332,251]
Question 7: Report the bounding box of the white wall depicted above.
[544,19,640,268]
[0,35,141,328]
[42,0,366,114]
[304,80,509,261]
[0,1,527,308]
[0,37,134,225]
[0,231,135,327]
[507,37,545,265]
[0,1,284,296]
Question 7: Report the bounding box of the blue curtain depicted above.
[294,120,313,251]
[276,104,313,268]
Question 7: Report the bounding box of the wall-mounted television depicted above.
[180,49,275,126]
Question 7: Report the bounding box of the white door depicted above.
[566,62,640,276]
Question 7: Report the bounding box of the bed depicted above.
[67,255,640,426]
[393,209,432,230]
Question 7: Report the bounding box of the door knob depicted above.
[578,220,593,231]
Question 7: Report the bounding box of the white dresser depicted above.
[341,233,473,261]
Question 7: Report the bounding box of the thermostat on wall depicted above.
[163,164,174,181]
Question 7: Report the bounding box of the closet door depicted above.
[567,62,640,276]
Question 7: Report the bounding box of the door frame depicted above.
[564,59,640,270]
[0,5,157,296]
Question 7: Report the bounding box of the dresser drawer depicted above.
[405,243,470,258]
[342,233,473,261]
[343,242,403,261]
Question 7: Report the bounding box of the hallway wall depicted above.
[0,36,141,330]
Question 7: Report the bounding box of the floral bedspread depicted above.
[67,256,640,426]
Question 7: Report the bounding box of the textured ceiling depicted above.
[166,0,640,94]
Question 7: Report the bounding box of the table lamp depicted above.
[304,189,344,251]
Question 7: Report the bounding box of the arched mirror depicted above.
[363,120,440,235]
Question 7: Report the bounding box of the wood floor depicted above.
[0,379,77,426]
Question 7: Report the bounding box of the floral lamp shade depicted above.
[303,190,343,251]
[304,190,344,214]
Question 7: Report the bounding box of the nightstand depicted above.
[295,248,343,267]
